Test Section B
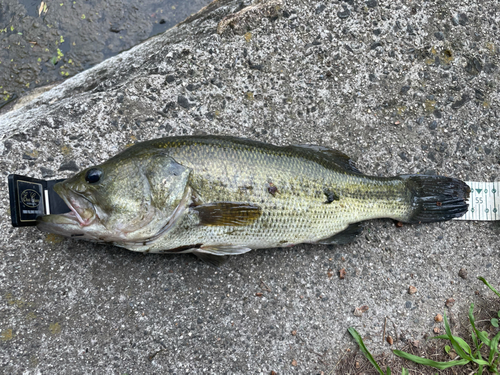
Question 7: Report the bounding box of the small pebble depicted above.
[339,268,347,279]
[458,268,468,279]
[353,305,369,317]
[408,286,417,294]
[337,5,350,19]
[434,31,444,40]
[435,314,443,322]
[445,298,455,307]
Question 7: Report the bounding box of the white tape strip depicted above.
[454,181,499,221]
[44,189,50,215]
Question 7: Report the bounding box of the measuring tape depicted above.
[454,181,499,221]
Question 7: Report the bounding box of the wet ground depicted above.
[0,0,212,106]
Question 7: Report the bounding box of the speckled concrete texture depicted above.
[1,0,499,373]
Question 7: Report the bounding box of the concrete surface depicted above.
[1,0,499,373]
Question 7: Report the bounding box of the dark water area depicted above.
[0,0,212,103]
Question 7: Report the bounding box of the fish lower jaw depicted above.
[65,204,95,227]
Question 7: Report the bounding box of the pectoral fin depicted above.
[193,202,262,226]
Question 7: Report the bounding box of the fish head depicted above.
[37,150,192,245]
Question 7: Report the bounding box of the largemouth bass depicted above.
[37,136,469,265]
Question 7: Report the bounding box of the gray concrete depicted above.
[1,0,499,373]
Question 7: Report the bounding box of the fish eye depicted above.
[85,168,102,184]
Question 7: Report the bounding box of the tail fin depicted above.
[401,175,470,223]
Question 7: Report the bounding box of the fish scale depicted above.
[132,137,413,252]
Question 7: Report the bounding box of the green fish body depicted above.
[37,136,469,265]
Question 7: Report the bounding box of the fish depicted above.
[37,136,470,266]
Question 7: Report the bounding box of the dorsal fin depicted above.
[288,144,363,174]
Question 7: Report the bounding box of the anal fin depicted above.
[193,245,252,267]
[194,253,229,267]
[317,223,363,245]
[193,202,261,226]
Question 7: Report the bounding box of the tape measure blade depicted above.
[454,181,499,221]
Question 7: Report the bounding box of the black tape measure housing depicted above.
[8,174,70,227]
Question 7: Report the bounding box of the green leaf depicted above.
[472,358,490,366]
[393,350,470,369]
[492,318,499,328]
[488,331,500,364]
[444,313,472,360]
[50,56,57,65]
[445,345,451,353]
[401,368,409,375]
[348,327,385,375]
[478,277,500,298]
[469,304,491,347]
[471,330,479,351]
[452,336,472,356]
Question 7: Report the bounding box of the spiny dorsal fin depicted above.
[289,144,363,174]
[193,202,262,226]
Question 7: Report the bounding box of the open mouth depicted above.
[39,183,97,227]
[59,187,97,226]
[58,193,95,226]
[36,187,96,237]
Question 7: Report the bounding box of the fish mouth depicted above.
[36,183,97,235]
[56,189,96,227]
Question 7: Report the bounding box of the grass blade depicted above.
[393,350,470,369]
[472,358,490,366]
[469,304,491,347]
[444,313,472,360]
[471,329,479,351]
[478,277,500,298]
[452,336,472,356]
[348,327,385,375]
[488,330,500,364]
